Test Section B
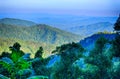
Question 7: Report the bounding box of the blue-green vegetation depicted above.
[0,15,120,79]
[0,33,120,79]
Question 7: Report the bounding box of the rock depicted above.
[27,76,48,79]
[0,74,10,79]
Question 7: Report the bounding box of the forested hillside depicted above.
[0,19,82,57]
[0,23,81,44]
[0,18,36,26]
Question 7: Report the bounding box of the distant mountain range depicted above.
[0,18,36,27]
[66,22,114,37]
[0,17,117,57]
[0,18,116,37]
[0,14,117,29]
[36,16,117,29]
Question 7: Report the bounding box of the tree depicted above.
[114,14,120,34]
[112,36,120,57]
[35,46,44,58]
[0,52,11,58]
[9,42,21,51]
[9,42,24,62]
[112,15,120,57]
[85,37,112,79]
[51,42,84,79]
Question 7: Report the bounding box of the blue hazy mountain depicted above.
[66,22,114,36]
[36,16,117,29]
[0,14,117,29]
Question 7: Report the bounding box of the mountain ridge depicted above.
[66,22,114,36]
[0,23,81,44]
[0,18,37,27]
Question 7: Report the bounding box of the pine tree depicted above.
[35,46,44,58]
[114,14,120,34]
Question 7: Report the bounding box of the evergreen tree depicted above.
[85,37,112,79]
[51,42,84,79]
[114,14,120,34]
[35,46,44,58]
[112,15,120,57]
[112,36,120,57]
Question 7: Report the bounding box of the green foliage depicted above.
[53,42,84,68]
[0,35,119,79]
[81,64,99,79]
[0,57,31,78]
[52,42,84,54]
[15,58,31,70]
[85,37,112,79]
[10,50,24,63]
[27,76,48,79]
[92,37,107,54]
[16,69,32,79]
[9,42,24,62]
[112,36,120,57]
[51,42,84,79]
[0,42,31,78]
[69,65,83,79]
[112,62,120,79]
[0,61,12,73]
[11,58,31,78]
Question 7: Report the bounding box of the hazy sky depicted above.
[0,0,120,16]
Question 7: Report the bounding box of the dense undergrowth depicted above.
[0,34,120,79]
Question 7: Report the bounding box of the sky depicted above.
[0,0,120,16]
